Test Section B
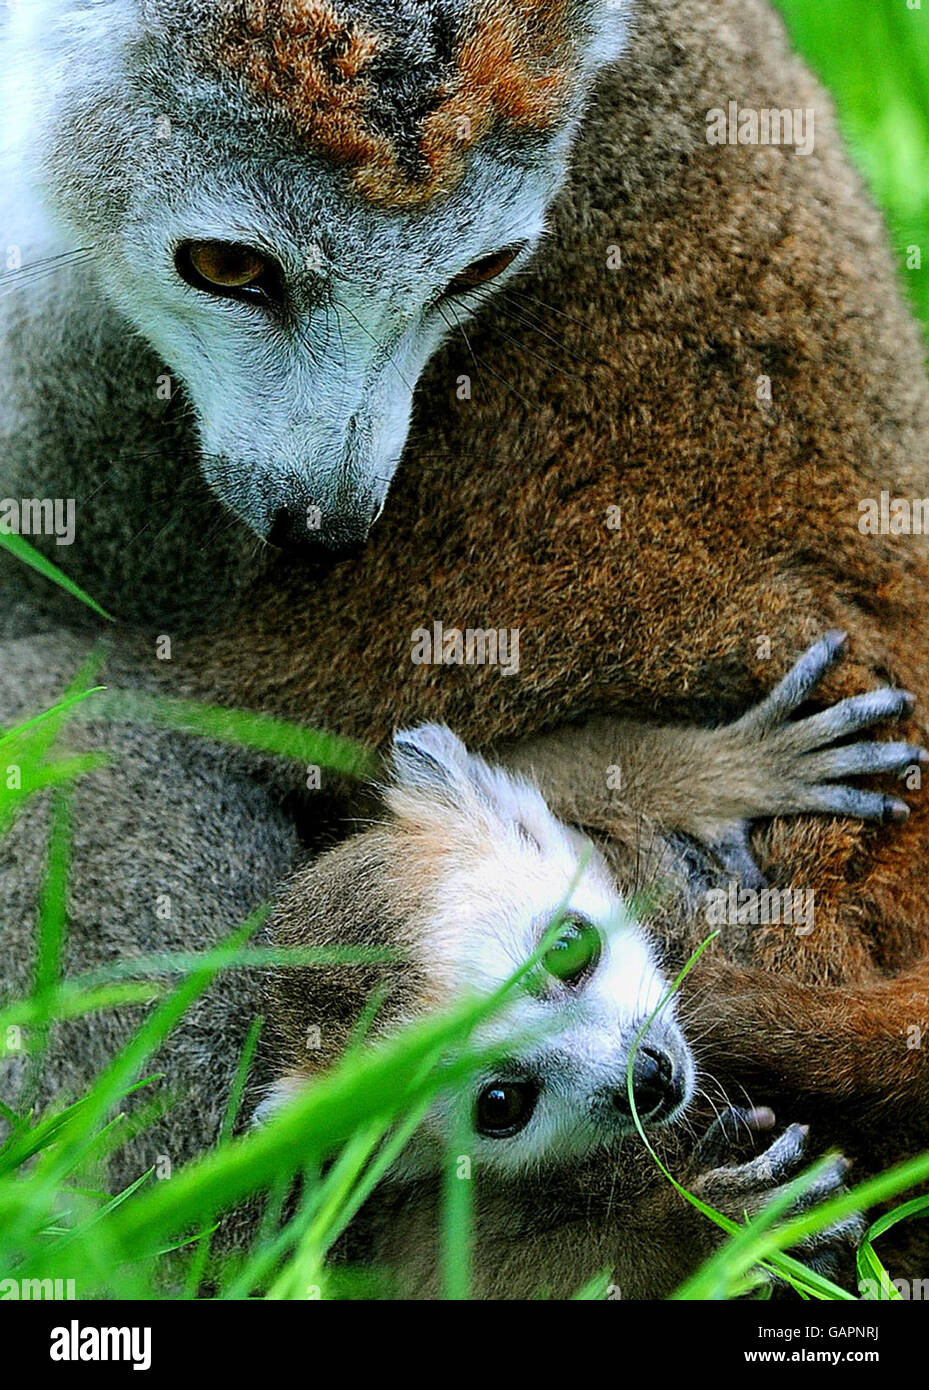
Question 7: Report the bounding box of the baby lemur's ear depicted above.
[390,725,472,802]
[390,724,553,840]
[391,723,514,814]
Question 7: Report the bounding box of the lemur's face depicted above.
[415,826,695,1176]
[469,921,693,1174]
[386,727,697,1179]
[106,143,556,554]
[36,0,630,555]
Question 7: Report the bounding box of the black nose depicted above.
[268,503,373,561]
[612,1047,681,1121]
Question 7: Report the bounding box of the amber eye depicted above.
[175,240,281,305]
[475,1080,539,1138]
[444,243,524,297]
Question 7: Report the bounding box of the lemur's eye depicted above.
[444,243,524,297]
[475,1080,538,1138]
[175,241,282,305]
[543,915,602,987]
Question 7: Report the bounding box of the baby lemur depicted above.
[258,634,908,1296]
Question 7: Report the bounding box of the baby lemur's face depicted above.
[21,0,630,553]
[386,727,696,1177]
[262,725,695,1180]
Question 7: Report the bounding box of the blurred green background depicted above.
[774,0,929,338]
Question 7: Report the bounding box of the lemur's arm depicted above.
[496,631,925,883]
[500,634,929,1150]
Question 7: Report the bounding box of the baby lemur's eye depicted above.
[543,915,602,987]
[175,241,283,306]
[444,243,525,297]
[475,1080,539,1138]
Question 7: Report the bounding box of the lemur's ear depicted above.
[390,725,548,837]
[575,0,633,71]
[390,724,472,801]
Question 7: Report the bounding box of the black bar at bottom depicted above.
[2,1297,918,1378]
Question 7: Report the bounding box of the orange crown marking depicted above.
[198,0,579,207]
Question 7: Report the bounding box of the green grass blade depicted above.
[0,531,113,621]
[93,689,379,778]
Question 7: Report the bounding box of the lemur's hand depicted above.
[686,1104,863,1291]
[699,630,926,887]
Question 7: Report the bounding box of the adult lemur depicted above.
[2,0,929,1282]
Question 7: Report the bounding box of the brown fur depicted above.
[265,829,430,1082]
[162,0,929,1204]
[345,1155,813,1300]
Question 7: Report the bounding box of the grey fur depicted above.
[0,631,299,1181]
